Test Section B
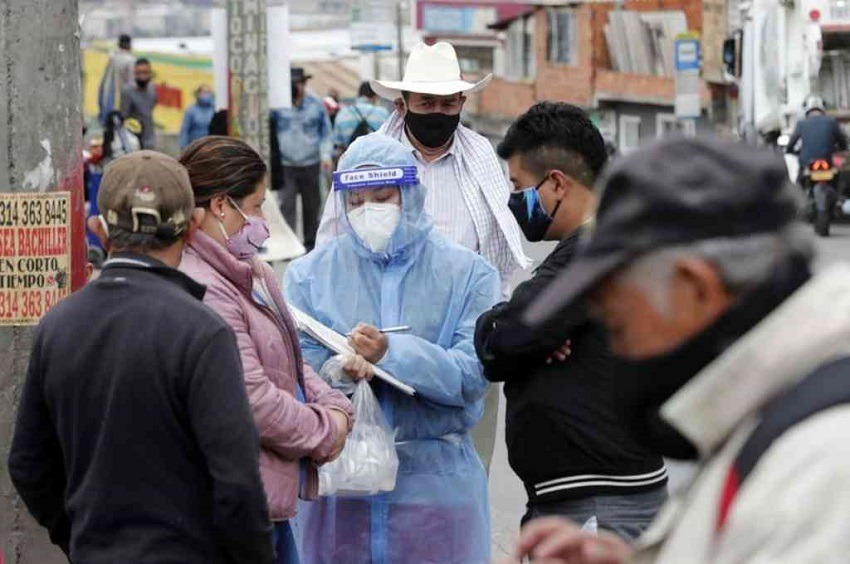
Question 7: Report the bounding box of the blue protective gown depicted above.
[284,134,500,564]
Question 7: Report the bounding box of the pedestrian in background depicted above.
[271,67,333,251]
[9,151,273,563]
[475,102,667,540]
[121,58,158,149]
[179,84,216,149]
[332,81,389,160]
[285,133,500,563]
[514,137,850,563]
[178,136,353,564]
[324,87,342,127]
[97,33,135,124]
[102,110,142,162]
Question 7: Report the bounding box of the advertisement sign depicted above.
[0,192,71,325]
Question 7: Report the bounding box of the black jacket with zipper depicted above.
[475,235,666,506]
[8,254,273,563]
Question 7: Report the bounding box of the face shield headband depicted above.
[333,165,419,192]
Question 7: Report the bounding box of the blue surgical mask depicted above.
[198,93,214,107]
[508,175,562,242]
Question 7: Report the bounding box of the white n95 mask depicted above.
[348,202,401,253]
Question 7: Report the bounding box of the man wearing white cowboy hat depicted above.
[315,42,530,473]
[317,42,529,290]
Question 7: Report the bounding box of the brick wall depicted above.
[535,6,596,106]
[479,0,707,119]
[478,76,536,118]
[595,70,676,104]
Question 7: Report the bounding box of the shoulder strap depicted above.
[717,356,850,531]
[350,105,366,122]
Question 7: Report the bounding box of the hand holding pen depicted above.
[346,323,410,364]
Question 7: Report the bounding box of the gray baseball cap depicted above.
[99,150,194,238]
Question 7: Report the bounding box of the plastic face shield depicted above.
[330,165,419,235]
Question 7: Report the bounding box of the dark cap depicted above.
[525,136,800,325]
[98,151,194,239]
[291,67,312,82]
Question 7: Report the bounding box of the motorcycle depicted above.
[802,159,840,237]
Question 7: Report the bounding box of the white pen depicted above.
[346,325,411,337]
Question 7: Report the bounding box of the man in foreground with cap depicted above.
[8,151,274,563]
[511,137,850,563]
[315,41,530,473]
[271,66,333,251]
[476,103,667,540]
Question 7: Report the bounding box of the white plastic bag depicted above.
[318,354,357,396]
[581,516,598,535]
[318,380,399,497]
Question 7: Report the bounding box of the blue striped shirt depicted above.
[332,98,390,149]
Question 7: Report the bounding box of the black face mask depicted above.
[405,111,460,148]
[612,255,811,460]
[136,78,151,89]
[612,330,720,460]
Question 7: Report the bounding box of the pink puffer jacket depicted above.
[180,230,353,521]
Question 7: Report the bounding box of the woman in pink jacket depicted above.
[178,136,353,564]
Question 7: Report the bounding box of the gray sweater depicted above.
[121,83,157,149]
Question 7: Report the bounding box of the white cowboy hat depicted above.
[370,42,492,101]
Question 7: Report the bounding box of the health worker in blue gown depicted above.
[284,133,500,564]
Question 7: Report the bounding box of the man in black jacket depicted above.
[475,103,666,540]
[8,151,273,563]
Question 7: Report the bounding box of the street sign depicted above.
[675,37,701,71]
[351,0,395,51]
[675,34,702,119]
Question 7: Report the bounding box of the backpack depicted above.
[715,356,850,532]
[346,106,376,148]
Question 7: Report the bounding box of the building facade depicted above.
[475,1,717,150]
[417,1,531,77]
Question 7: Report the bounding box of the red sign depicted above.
[155,82,183,110]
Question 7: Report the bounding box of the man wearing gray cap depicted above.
[512,137,850,563]
[9,151,273,563]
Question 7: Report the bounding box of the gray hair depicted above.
[617,226,814,315]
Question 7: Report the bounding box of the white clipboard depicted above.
[288,305,416,397]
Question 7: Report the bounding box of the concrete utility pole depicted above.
[0,0,86,562]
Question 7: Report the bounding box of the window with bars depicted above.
[503,15,536,80]
[831,0,850,20]
[656,114,697,139]
[619,115,642,153]
[548,8,576,65]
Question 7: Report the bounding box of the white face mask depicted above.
[347,202,401,253]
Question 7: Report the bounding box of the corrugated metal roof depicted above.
[605,10,687,78]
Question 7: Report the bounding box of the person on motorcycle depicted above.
[786,95,848,183]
